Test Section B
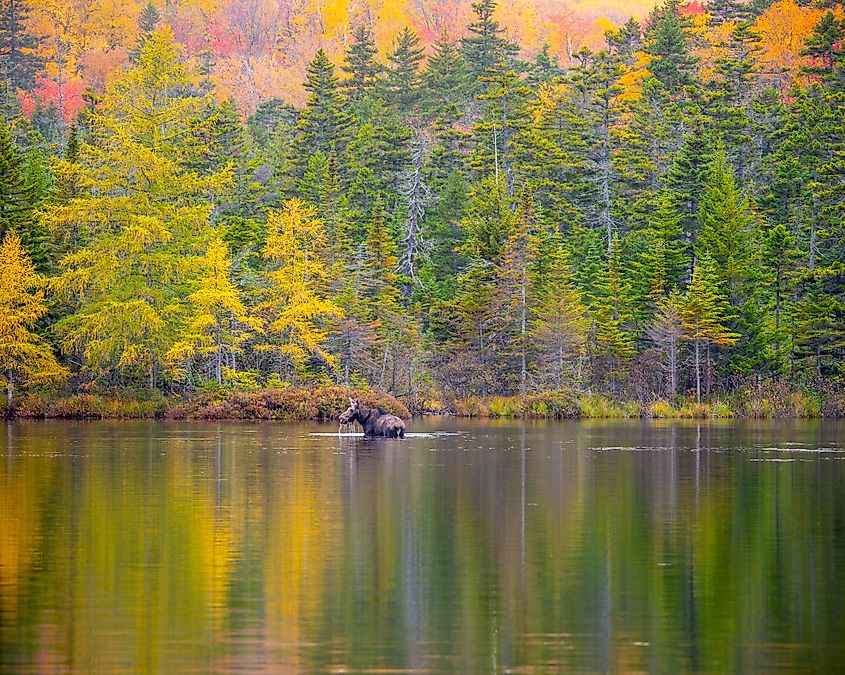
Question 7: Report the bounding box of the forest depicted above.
[0,0,844,417]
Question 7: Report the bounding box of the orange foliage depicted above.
[18,0,837,114]
[753,0,825,89]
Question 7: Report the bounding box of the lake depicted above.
[1,418,844,672]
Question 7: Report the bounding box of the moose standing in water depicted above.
[339,398,406,438]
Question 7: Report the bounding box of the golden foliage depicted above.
[0,232,68,400]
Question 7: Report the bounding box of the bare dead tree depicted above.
[397,133,429,298]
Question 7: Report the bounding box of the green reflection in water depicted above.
[1,419,844,672]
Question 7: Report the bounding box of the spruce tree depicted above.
[422,35,471,117]
[680,255,738,402]
[643,0,697,92]
[129,1,161,63]
[295,50,351,168]
[0,0,42,114]
[461,0,518,86]
[630,190,689,316]
[531,232,588,390]
[342,24,382,101]
[0,120,44,268]
[383,27,425,113]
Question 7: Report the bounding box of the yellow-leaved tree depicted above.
[0,231,68,406]
[258,198,343,381]
[168,239,263,385]
[45,28,231,388]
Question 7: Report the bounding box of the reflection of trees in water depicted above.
[0,420,844,671]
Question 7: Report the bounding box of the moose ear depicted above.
[354,398,360,406]
[348,397,355,406]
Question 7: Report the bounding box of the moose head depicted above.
[339,397,361,425]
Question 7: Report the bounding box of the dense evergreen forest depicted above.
[0,0,844,414]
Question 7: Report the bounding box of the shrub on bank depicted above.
[578,394,641,418]
[15,392,166,419]
[13,387,409,421]
[168,386,409,420]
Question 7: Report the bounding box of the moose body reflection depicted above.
[339,398,406,437]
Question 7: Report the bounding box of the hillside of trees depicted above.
[0,0,844,414]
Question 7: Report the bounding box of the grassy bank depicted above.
[6,386,844,421]
[10,386,409,421]
[444,387,844,419]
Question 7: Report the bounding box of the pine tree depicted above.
[647,291,684,399]
[47,29,230,388]
[680,255,738,402]
[383,27,425,113]
[0,120,44,268]
[342,24,382,101]
[643,0,697,92]
[0,0,42,114]
[531,232,588,389]
[629,190,689,315]
[257,198,343,380]
[422,35,472,118]
[129,1,161,63]
[168,238,262,385]
[461,0,518,86]
[295,50,351,167]
[0,230,67,406]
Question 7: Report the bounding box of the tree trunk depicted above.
[669,338,677,400]
[695,338,701,404]
[520,263,527,395]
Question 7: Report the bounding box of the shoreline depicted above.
[5,386,844,421]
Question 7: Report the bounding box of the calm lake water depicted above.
[1,418,844,673]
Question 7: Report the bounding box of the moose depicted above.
[339,398,406,438]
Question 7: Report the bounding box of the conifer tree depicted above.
[647,291,684,398]
[383,27,425,113]
[0,120,45,268]
[0,0,42,114]
[257,198,343,380]
[461,0,518,86]
[696,147,757,304]
[664,124,715,248]
[422,35,471,117]
[47,29,230,388]
[643,0,697,92]
[680,255,738,402]
[342,24,382,101]
[295,50,351,167]
[630,190,688,315]
[0,231,67,406]
[589,235,635,394]
[129,1,161,63]
[169,238,262,385]
[531,232,588,389]
[489,192,539,392]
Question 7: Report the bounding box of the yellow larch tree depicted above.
[257,198,343,381]
[0,231,68,406]
[46,29,231,388]
[168,238,263,385]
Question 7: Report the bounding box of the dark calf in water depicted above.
[339,398,406,438]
